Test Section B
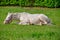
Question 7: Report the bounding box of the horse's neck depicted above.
[12,13,20,20]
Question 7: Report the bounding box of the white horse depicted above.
[4,12,51,25]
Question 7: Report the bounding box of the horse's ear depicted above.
[8,12,13,15]
[8,12,11,14]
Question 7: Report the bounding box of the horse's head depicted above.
[4,13,13,24]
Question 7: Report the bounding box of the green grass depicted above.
[0,6,60,40]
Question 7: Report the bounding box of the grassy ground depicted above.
[0,6,60,40]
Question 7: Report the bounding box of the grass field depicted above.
[0,6,60,40]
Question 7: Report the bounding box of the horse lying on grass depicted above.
[4,12,51,25]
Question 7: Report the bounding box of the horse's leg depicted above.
[42,20,47,25]
[18,21,30,25]
[18,22,22,25]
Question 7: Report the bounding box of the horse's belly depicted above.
[29,16,40,24]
